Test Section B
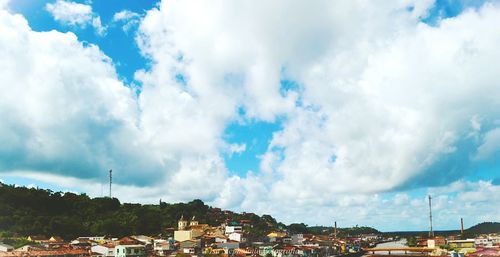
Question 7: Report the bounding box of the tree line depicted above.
[0,183,381,240]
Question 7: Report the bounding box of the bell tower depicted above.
[178,215,188,230]
[190,216,199,226]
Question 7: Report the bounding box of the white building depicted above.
[0,243,14,252]
[79,236,106,242]
[91,244,115,257]
[130,236,153,246]
[115,245,146,257]
[228,233,246,243]
[475,236,500,247]
[225,226,242,235]
[291,234,304,245]
[153,239,174,256]
[174,230,193,242]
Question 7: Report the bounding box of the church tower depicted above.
[190,216,199,226]
[178,215,188,230]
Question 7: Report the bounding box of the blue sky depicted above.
[1,0,500,231]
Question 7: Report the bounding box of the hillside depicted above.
[0,183,379,240]
[467,222,500,234]
[0,183,282,239]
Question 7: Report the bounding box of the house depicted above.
[130,236,153,246]
[214,241,240,252]
[117,237,143,246]
[78,237,106,243]
[215,235,228,243]
[71,239,95,248]
[0,243,13,252]
[475,236,499,247]
[434,237,446,246]
[174,230,193,242]
[179,240,201,255]
[447,239,475,248]
[91,243,116,257]
[291,234,304,245]
[228,233,246,243]
[361,234,379,241]
[114,245,145,257]
[267,232,287,243]
[225,226,243,235]
[153,239,175,256]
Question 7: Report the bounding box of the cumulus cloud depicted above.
[2,0,500,229]
[0,5,225,204]
[45,0,105,35]
[133,0,500,225]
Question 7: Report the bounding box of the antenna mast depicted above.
[109,169,112,198]
[428,195,434,238]
[334,221,337,239]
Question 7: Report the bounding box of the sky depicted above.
[0,0,499,232]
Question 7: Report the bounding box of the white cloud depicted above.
[113,10,140,32]
[474,128,500,160]
[45,0,106,35]
[133,0,500,227]
[113,10,139,22]
[228,143,246,155]
[2,0,500,230]
[0,6,225,204]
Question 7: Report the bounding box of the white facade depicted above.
[79,236,106,242]
[115,245,145,257]
[228,233,246,243]
[475,236,500,247]
[225,226,242,235]
[291,234,304,245]
[153,239,174,256]
[91,245,115,257]
[0,243,14,252]
[174,230,193,242]
[215,237,228,243]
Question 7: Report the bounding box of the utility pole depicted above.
[460,218,464,235]
[334,221,337,239]
[428,195,434,238]
[109,169,112,198]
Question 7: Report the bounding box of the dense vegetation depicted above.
[0,183,382,241]
[466,222,500,234]
[305,225,380,236]
[0,183,283,239]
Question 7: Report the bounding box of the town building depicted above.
[447,239,476,248]
[153,239,175,256]
[91,244,115,257]
[0,244,13,252]
[174,230,192,242]
[114,245,145,257]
